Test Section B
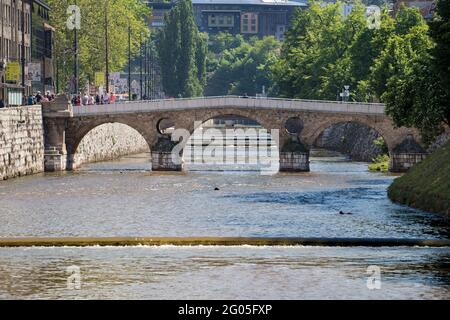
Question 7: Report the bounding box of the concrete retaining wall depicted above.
[73,123,150,168]
[0,106,44,180]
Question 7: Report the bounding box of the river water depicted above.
[0,153,448,299]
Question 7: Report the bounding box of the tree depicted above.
[205,34,280,96]
[351,8,394,101]
[157,0,206,97]
[374,4,448,144]
[47,0,151,93]
[272,1,370,100]
[429,0,450,127]
[370,5,429,99]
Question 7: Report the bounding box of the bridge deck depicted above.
[72,96,386,116]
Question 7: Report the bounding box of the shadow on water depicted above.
[223,187,386,206]
[223,187,449,239]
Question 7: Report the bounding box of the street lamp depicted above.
[128,24,131,101]
[340,85,350,102]
[21,0,26,98]
[105,0,109,94]
[74,0,79,95]
[140,33,143,100]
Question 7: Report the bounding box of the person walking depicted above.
[82,93,89,106]
[110,92,116,104]
[0,99,5,108]
[103,92,110,104]
[28,95,34,106]
[35,91,43,103]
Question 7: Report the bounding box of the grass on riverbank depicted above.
[368,154,389,172]
[388,139,450,217]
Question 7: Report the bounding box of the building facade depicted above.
[0,0,53,107]
[0,0,31,106]
[147,0,307,40]
[394,0,436,19]
[192,0,306,40]
[30,0,54,94]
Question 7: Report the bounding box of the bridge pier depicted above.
[279,152,310,172]
[151,152,182,171]
[389,152,428,172]
[389,135,428,172]
[151,136,182,171]
[279,137,310,172]
[42,97,73,172]
[40,96,426,174]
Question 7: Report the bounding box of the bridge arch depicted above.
[302,116,419,153]
[182,112,281,173]
[185,109,281,136]
[310,120,388,157]
[65,118,155,170]
[42,96,426,173]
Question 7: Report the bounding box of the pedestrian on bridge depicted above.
[82,94,89,106]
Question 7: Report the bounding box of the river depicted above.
[0,153,448,299]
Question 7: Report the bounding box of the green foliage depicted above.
[388,139,450,216]
[368,154,389,172]
[429,0,450,127]
[157,0,206,97]
[273,1,374,100]
[373,136,388,154]
[374,3,449,144]
[48,0,151,93]
[274,1,447,144]
[206,33,281,96]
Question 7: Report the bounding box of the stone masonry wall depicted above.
[0,106,44,180]
[315,122,384,162]
[73,123,150,167]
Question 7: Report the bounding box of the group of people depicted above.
[71,92,119,106]
[26,91,55,105]
[0,91,55,108]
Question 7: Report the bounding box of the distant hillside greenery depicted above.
[388,139,450,217]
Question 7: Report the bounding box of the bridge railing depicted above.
[72,96,385,116]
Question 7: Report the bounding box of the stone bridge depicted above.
[42,95,427,173]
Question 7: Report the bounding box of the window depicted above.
[208,14,234,27]
[241,12,258,34]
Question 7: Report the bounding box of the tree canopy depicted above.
[157,0,206,98]
[205,33,280,96]
[47,0,151,93]
[375,2,449,144]
[272,0,447,144]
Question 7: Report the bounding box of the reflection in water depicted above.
[0,154,447,238]
[0,153,448,299]
[0,246,448,300]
